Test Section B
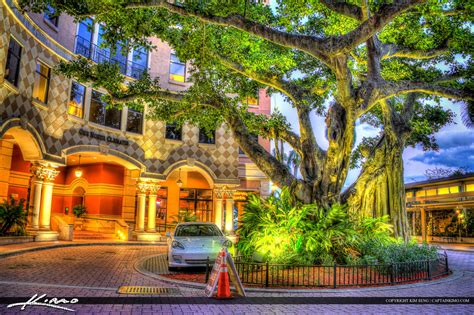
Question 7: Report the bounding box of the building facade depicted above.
[406,173,474,244]
[0,1,271,241]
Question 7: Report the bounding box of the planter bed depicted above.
[0,235,34,245]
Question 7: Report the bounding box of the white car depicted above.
[167,222,231,270]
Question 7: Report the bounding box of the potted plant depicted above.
[72,204,87,230]
[0,196,27,236]
[72,204,87,218]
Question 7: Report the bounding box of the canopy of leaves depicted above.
[20,0,473,204]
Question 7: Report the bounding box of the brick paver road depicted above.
[0,246,472,314]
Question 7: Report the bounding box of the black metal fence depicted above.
[233,252,449,288]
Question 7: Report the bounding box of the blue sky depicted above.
[271,96,474,188]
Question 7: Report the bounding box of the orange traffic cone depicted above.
[216,249,232,299]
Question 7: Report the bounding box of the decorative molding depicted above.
[137,178,162,194]
[31,165,59,182]
[214,188,225,200]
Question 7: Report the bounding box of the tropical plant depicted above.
[0,197,27,236]
[237,188,437,265]
[72,204,87,218]
[170,210,197,224]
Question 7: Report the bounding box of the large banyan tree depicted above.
[22,0,473,239]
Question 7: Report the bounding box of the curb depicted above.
[134,255,460,294]
[0,241,167,259]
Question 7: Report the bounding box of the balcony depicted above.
[75,36,148,80]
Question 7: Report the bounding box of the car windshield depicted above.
[175,224,223,237]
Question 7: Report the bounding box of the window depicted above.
[239,133,258,154]
[156,187,168,220]
[89,90,122,129]
[179,188,213,222]
[438,187,450,195]
[126,108,143,134]
[75,18,94,58]
[68,82,86,118]
[415,190,425,198]
[169,53,185,82]
[95,25,128,74]
[44,5,59,27]
[406,191,413,198]
[175,224,222,237]
[199,129,215,144]
[130,47,148,79]
[247,96,259,107]
[466,184,474,192]
[32,62,50,103]
[4,37,22,87]
[426,189,437,196]
[165,123,182,140]
[449,186,460,193]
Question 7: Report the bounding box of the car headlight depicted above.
[223,240,232,248]
[171,240,185,249]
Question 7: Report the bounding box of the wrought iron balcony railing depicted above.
[75,35,148,80]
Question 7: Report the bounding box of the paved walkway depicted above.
[0,245,472,314]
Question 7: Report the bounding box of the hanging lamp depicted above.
[176,168,183,187]
[75,155,83,178]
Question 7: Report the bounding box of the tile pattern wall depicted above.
[0,7,239,180]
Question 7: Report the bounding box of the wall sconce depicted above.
[176,168,183,188]
[75,155,83,178]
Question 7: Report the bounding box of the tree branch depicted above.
[319,0,363,20]
[328,0,426,55]
[125,0,331,63]
[375,80,473,105]
[381,43,449,60]
[110,89,186,103]
[214,54,308,104]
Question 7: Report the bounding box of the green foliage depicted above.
[170,211,197,224]
[72,204,87,218]
[0,197,27,236]
[237,188,437,265]
[357,239,438,265]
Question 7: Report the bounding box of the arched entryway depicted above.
[71,186,85,209]
[159,163,215,230]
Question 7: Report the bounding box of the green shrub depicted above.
[0,197,27,236]
[237,188,437,266]
[72,204,87,218]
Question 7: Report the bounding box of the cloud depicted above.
[435,130,474,149]
[410,130,474,169]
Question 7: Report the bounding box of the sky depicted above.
[271,95,474,189]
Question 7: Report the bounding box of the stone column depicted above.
[214,188,224,230]
[38,167,59,230]
[225,190,235,234]
[31,177,44,230]
[147,185,160,232]
[421,208,427,243]
[136,182,148,232]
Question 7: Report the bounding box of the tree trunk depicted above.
[346,133,409,240]
[316,102,356,207]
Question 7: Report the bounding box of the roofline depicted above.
[405,172,474,189]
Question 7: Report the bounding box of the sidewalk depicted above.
[0,239,167,258]
[429,242,474,252]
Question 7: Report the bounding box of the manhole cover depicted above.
[117,286,180,295]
